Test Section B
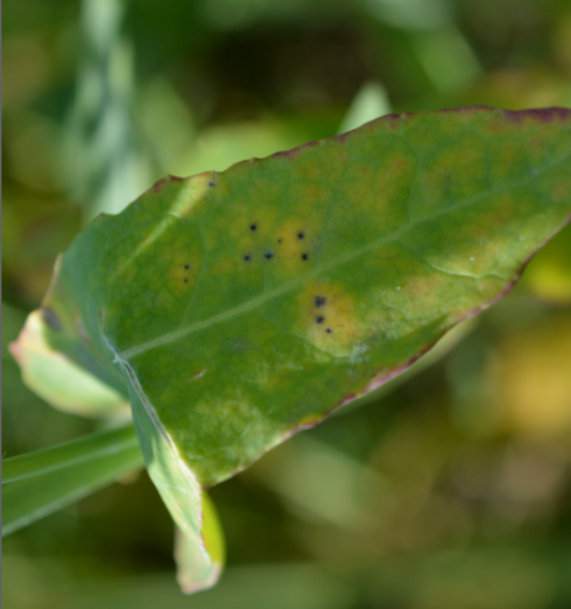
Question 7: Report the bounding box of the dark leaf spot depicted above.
[183,263,191,270]
[314,295,326,307]
[42,308,61,331]
[301,253,309,261]
[326,327,333,334]
[297,231,305,240]
[243,254,252,262]
[315,315,325,324]
[250,223,258,231]
[264,251,274,260]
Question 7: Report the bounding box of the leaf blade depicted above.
[11,107,571,593]
[16,107,571,485]
[3,425,142,536]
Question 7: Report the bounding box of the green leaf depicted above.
[3,425,142,536]
[12,106,571,590]
[129,375,224,591]
[10,309,130,418]
[175,493,225,593]
[340,82,391,133]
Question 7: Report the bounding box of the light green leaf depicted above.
[3,425,141,536]
[175,493,225,593]
[340,82,391,133]
[12,106,571,591]
[10,308,130,419]
[127,370,224,591]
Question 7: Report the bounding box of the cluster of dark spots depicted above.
[311,294,332,334]
[182,263,192,284]
[242,225,310,264]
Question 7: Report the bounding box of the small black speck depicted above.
[297,231,305,240]
[243,254,252,262]
[183,263,191,270]
[277,238,283,244]
[301,253,309,261]
[264,251,274,260]
[250,223,258,231]
[208,178,216,187]
[315,315,325,324]
[314,295,326,307]
[326,327,333,334]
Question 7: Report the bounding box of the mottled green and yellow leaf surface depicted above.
[12,106,571,591]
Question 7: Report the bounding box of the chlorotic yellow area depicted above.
[273,218,318,274]
[112,174,213,282]
[201,492,225,566]
[169,172,215,218]
[296,281,365,358]
[338,151,415,226]
[167,251,199,297]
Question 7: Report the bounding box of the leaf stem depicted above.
[3,424,143,536]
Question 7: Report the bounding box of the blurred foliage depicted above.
[3,0,571,607]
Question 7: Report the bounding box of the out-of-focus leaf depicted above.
[340,82,391,132]
[412,26,481,93]
[486,315,571,437]
[463,69,571,111]
[523,224,571,303]
[3,189,82,305]
[3,559,357,609]
[63,0,153,217]
[175,120,321,176]
[12,106,571,592]
[3,425,142,536]
[363,0,451,30]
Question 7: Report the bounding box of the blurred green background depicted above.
[3,1,571,607]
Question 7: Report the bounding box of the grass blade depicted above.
[3,424,142,536]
